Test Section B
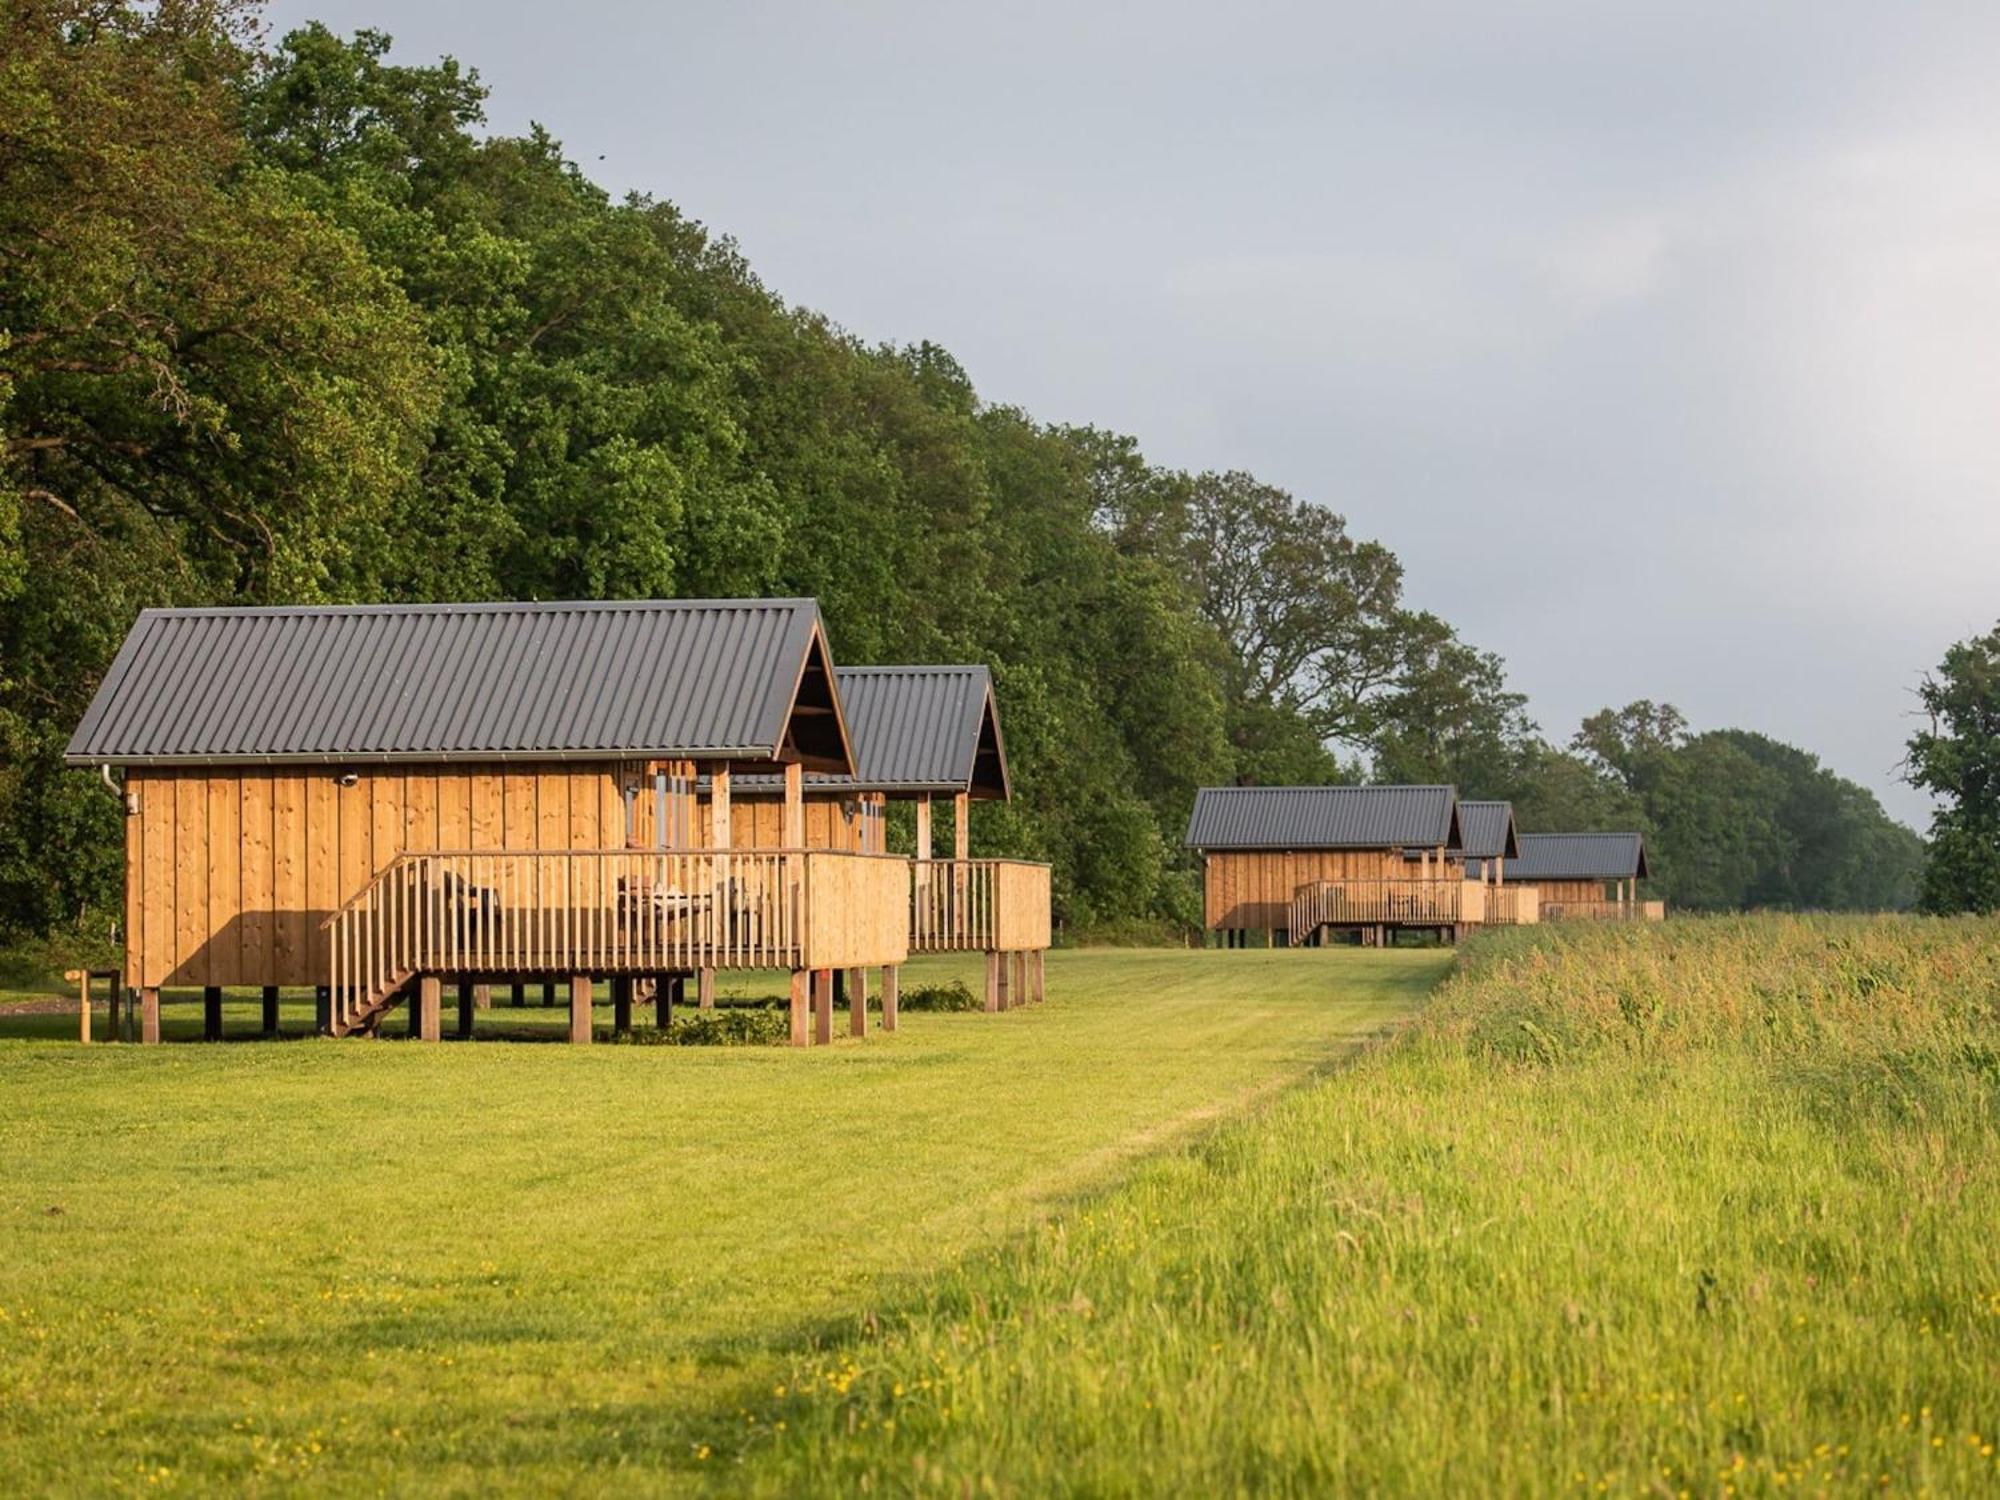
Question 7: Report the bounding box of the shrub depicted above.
[613,1004,790,1046]
[898,978,982,1012]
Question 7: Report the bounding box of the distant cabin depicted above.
[1185,785,1476,945]
[1471,832,1660,920]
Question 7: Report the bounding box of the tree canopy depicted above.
[0,3,1925,950]
[1906,622,2000,914]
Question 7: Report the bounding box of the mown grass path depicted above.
[0,948,1447,1495]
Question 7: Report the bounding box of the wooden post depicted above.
[997,950,1012,1010]
[511,981,526,1007]
[542,980,556,1008]
[1033,949,1046,1003]
[74,970,90,1045]
[698,968,716,1010]
[953,791,970,860]
[472,982,492,1012]
[783,762,804,848]
[261,986,280,1037]
[1014,951,1029,1009]
[984,951,1001,1012]
[203,985,223,1042]
[789,969,809,1048]
[612,976,633,1035]
[712,764,731,849]
[140,987,160,1045]
[416,976,442,1043]
[654,973,672,1030]
[881,965,899,1032]
[913,794,935,940]
[568,974,593,1045]
[453,978,473,1038]
[314,986,331,1035]
[813,968,833,1046]
[849,967,867,1038]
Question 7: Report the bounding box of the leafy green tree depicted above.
[1367,620,1538,792]
[1907,623,2000,913]
[0,1,435,945]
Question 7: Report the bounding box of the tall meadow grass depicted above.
[725,917,2000,1496]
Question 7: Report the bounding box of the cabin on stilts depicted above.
[1470,832,1661,921]
[701,664,1049,1011]
[1187,784,1487,947]
[1410,798,1537,925]
[64,598,954,1045]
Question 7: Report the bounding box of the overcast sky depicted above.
[264,1,2000,827]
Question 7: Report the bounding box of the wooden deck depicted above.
[1541,898,1666,922]
[909,858,1053,954]
[326,848,910,1036]
[1290,878,1488,940]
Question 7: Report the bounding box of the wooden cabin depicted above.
[65,599,925,1046]
[704,664,1048,1007]
[1471,832,1661,920]
[1187,785,1486,945]
[1408,798,1538,925]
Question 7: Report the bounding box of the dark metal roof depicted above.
[826,666,1008,796]
[65,599,856,772]
[1185,785,1461,852]
[1471,832,1650,881]
[724,665,1011,798]
[1452,800,1520,860]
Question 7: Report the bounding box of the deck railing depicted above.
[1541,898,1665,922]
[325,848,910,1034]
[910,859,1053,953]
[1291,878,1488,937]
[1483,885,1541,925]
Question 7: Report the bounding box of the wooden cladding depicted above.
[1202,849,1410,931]
[124,764,639,989]
[695,795,876,854]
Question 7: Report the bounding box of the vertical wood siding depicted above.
[123,762,644,989]
[1201,849,1412,930]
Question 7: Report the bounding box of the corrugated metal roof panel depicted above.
[1471,832,1649,881]
[1452,800,1519,860]
[66,599,834,766]
[1185,785,1459,851]
[727,665,1008,796]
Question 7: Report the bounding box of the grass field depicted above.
[0,947,1444,1495]
[7,922,1996,1497]
[736,918,2000,1496]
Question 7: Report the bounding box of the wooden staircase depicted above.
[329,971,416,1037]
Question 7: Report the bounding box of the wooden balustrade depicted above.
[1483,885,1541,925]
[910,859,1052,953]
[1541,898,1666,922]
[1290,878,1487,938]
[325,848,911,1034]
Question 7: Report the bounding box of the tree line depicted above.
[0,2,1925,951]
